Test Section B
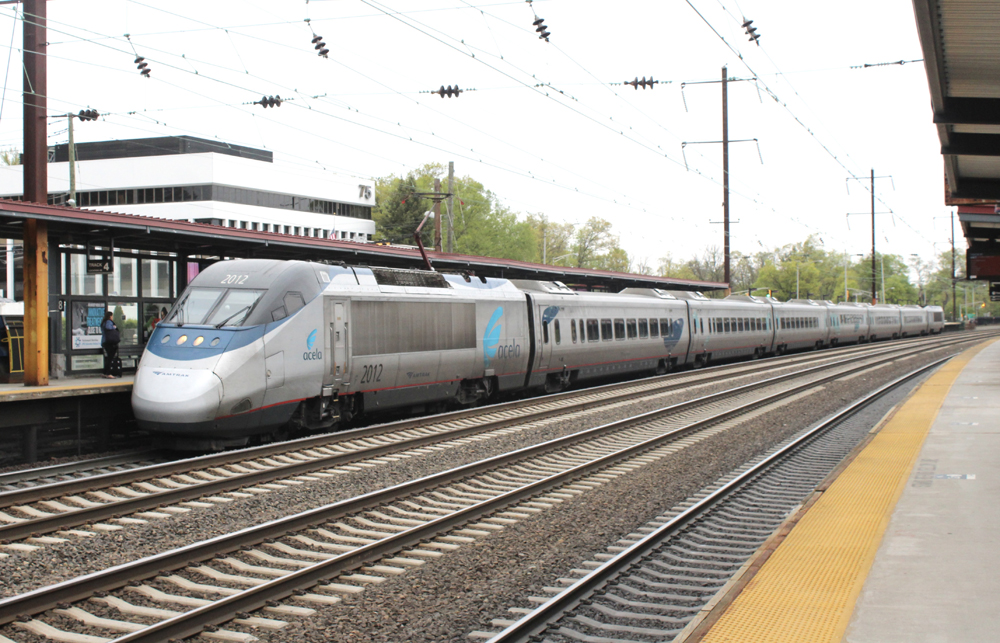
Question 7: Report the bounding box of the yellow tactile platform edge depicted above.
[700,340,995,643]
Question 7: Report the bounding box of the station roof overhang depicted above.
[0,199,727,292]
[912,0,1000,278]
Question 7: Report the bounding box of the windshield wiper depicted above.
[214,306,251,329]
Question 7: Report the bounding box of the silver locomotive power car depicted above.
[132,259,945,448]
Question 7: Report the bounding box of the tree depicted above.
[571,217,615,268]
[372,173,430,246]
[526,213,574,265]
[0,148,19,166]
[684,246,725,284]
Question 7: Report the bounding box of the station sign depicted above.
[86,258,113,275]
[991,281,1000,302]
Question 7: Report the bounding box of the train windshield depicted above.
[207,289,265,327]
[165,288,264,327]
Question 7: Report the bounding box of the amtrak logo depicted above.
[484,308,503,367]
[307,329,318,350]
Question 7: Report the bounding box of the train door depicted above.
[535,304,554,374]
[324,299,350,387]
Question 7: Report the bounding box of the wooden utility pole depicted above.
[433,178,442,252]
[722,66,730,289]
[23,0,48,386]
[870,169,876,305]
[446,162,455,253]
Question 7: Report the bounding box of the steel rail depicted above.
[485,355,954,642]
[0,338,971,632]
[0,335,964,542]
[0,450,165,488]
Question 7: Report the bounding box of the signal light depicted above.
[256,95,283,108]
[532,16,550,41]
[311,34,329,58]
[436,85,463,98]
[135,56,151,78]
[77,109,99,121]
[626,76,656,90]
[742,19,760,46]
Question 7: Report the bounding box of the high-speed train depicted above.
[132,259,945,448]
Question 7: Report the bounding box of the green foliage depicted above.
[0,148,20,166]
[372,166,634,270]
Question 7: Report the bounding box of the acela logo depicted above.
[484,308,502,367]
[303,328,323,361]
[483,307,520,367]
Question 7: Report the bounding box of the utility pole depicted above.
[433,178,442,252]
[682,68,761,291]
[23,0,48,386]
[870,169,876,304]
[446,162,455,253]
[68,114,76,206]
[722,66,730,290]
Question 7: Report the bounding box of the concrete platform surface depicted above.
[846,339,1000,642]
[0,375,133,401]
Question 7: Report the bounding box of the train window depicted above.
[571,320,578,343]
[660,319,670,336]
[779,318,785,329]
[542,321,549,344]
[745,318,751,331]
[627,320,638,339]
[650,319,659,337]
[724,318,731,333]
[554,320,561,344]
[614,319,625,340]
[638,319,648,338]
[283,292,305,316]
[601,319,613,341]
[586,319,599,341]
[700,319,704,334]
[737,319,744,332]
[271,307,287,321]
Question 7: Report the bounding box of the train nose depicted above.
[132,366,224,432]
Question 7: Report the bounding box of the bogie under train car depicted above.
[132,259,950,448]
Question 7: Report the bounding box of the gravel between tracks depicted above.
[0,343,966,616]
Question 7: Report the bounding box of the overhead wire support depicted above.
[741,18,760,45]
[525,0,550,41]
[124,33,151,77]
[623,76,659,90]
[425,85,465,98]
[303,18,329,58]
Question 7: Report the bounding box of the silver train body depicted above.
[132,259,946,447]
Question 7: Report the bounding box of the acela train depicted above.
[132,259,945,448]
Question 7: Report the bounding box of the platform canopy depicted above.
[913,0,1000,278]
[0,199,726,293]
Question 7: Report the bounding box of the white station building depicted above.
[0,136,377,242]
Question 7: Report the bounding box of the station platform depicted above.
[690,336,1000,643]
[0,375,133,402]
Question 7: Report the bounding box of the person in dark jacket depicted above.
[101,310,120,379]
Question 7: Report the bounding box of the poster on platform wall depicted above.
[71,301,106,350]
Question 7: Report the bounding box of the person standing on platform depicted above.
[101,311,121,379]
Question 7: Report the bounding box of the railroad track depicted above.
[0,332,973,547]
[478,358,949,643]
[0,451,169,492]
[0,335,981,643]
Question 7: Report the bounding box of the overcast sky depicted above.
[0,0,953,268]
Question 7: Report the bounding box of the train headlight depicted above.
[193,336,204,346]
[177,335,188,345]
[160,335,171,344]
